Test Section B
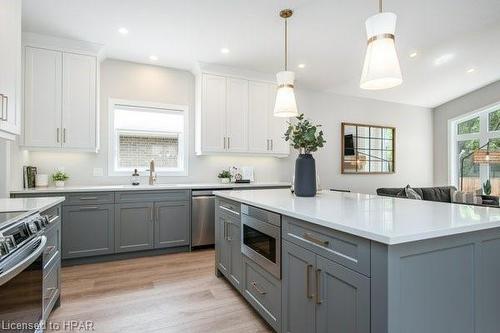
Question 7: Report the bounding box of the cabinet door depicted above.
[248,81,270,153]
[202,74,226,152]
[154,201,190,249]
[115,203,154,253]
[62,204,114,259]
[24,47,62,148]
[267,83,290,155]
[316,255,370,333]
[226,78,248,152]
[0,0,21,136]
[282,240,316,333]
[215,211,230,276]
[62,53,97,150]
[228,220,243,291]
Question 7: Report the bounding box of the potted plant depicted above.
[52,170,69,188]
[218,170,232,184]
[284,113,326,197]
[483,179,492,196]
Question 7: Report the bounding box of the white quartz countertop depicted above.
[214,189,500,245]
[0,197,65,213]
[10,182,290,194]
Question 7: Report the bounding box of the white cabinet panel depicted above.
[202,74,226,152]
[248,81,270,153]
[0,0,22,138]
[24,47,62,148]
[62,53,97,149]
[268,84,290,155]
[226,78,248,152]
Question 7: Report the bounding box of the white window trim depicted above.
[107,98,189,177]
[448,100,500,188]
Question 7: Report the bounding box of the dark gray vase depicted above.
[294,153,316,197]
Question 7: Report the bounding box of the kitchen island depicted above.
[214,188,500,333]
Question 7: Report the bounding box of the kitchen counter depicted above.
[0,197,65,213]
[10,182,290,194]
[214,188,500,245]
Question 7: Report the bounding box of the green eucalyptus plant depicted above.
[218,170,231,179]
[52,170,69,182]
[284,113,326,154]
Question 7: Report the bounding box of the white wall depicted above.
[433,81,500,185]
[21,59,289,188]
[291,89,434,194]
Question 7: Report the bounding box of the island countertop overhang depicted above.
[213,189,500,245]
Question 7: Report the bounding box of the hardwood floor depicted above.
[48,249,273,333]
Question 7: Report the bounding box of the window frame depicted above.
[108,98,189,177]
[448,101,500,189]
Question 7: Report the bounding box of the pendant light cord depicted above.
[284,18,288,71]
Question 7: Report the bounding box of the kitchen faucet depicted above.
[147,160,156,185]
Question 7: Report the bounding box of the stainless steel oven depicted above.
[0,212,48,333]
[241,205,281,279]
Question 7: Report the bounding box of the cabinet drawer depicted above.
[115,190,189,203]
[65,192,114,205]
[217,198,241,217]
[283,216,371,276]
[243,257,281,332]
[43,258,60,318]
[43,219,61,268]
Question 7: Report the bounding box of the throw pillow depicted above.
[404,185,422,200]
[451,190,483,205]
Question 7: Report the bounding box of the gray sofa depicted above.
[376,186,457,203]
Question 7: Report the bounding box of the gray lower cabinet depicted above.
[154,201,190,248]
[115,202,154,253]
[62,204,114,259]
[228,218,242,290]
[216,210,230,276]
[282,239,370,333]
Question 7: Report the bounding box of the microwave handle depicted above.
[0,236,47,287]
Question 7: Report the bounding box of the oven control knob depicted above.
[43,215,50,226]
[27,221,39,234]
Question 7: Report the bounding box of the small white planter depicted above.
[220,178,230,184]
[55,181,65,188]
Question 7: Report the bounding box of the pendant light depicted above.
[274,9,298,118]
[360,0,403,90]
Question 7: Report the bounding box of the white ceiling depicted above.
[22,0,500,108]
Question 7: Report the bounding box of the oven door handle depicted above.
[0,235,47,287]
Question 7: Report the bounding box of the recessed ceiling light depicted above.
[220,48,230,54]
[297,64,306,69]
[434,53,454,66]
[467,68,476,73]
[409,52,418,58]
[149,55,158,61]
[118,27,129,35]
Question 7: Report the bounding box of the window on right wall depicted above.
[450,105,500,195]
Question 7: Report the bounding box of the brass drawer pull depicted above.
[78,206,99,210]
[251,281,267,295]
[79,196,98,200]
[303,233,329,247]
[315,269,322,304]
[219,205,240,216]
[306,264,313,299]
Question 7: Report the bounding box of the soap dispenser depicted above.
[131,169,140,186]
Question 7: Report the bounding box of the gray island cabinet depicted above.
[214,189,500,333]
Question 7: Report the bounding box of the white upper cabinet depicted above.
[24,47,62,148]
[22,33,101,151]
[0,0,22,140]
[62,52,97,149]
[195,69,289,157]
[201,74,226,152]
[226,78,248,152]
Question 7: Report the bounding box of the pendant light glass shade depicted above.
[360,12,402,90]
[274,71,298,117]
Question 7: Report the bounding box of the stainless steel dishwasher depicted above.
[191,190,218,247]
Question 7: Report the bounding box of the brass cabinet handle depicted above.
[0,94,4,121]
[226,221,232,241]
[79,197,98,200]
[57,128,60,143]
[1,95,8,121]
[251,281,267,295]
[303,233,330,247]
[223,137,226,149]
[270,139,273,151]
[219,205,240,216]
[306,264,313,299]
[150,207,154,222]
[227,137,230,149]
[266,139,269,151]
[45,245,56,254]
[78,206,99,210]
[223,220,227,240]
[63,128,67,143]
[315,269,322,304]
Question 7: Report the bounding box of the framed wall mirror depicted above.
[341,122,395,174]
